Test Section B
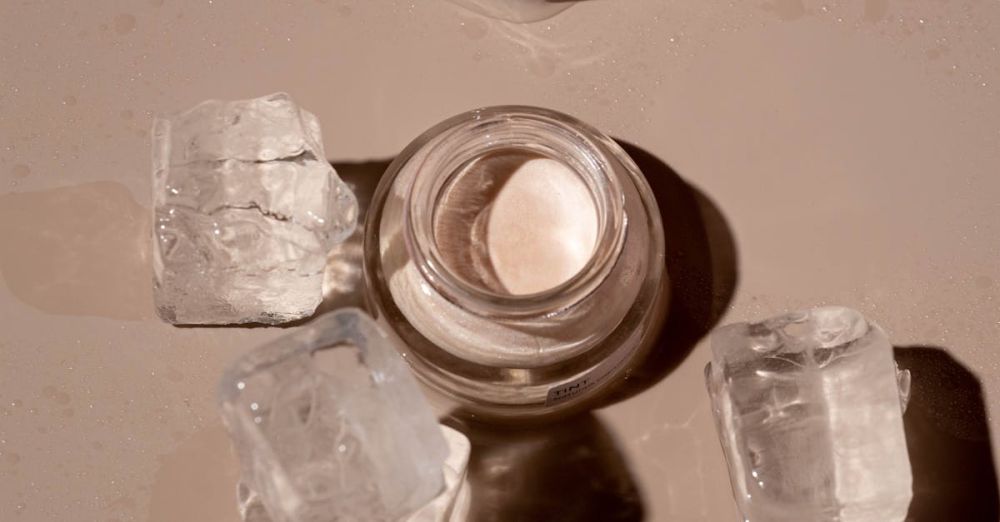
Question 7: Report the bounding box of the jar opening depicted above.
[405,107,627,317]
[432,147,599,296]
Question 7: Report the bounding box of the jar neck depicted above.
[403,106,627,318]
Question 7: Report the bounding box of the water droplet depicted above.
[113,13,136,35]
[459,17,488,40]
[10,164,30,178]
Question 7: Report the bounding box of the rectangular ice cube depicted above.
[705,306,912,522]
[219,308,449,522]
[237,424,471,522]
[152,93,357,325]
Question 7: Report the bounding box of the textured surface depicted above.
[707,307,912,521]
[1,1,999,520]
[153,93,357,325]
[218,309,447,521]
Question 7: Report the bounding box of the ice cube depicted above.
[152,93,357,325]
[705,306,912,522]
[404,424,471,522]
[218,308,448,521]
[235,425,471,522]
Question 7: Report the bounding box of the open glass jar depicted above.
[363,106,667,420]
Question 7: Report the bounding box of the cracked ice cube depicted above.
[706,306,912,522]
[152,93,357,325]
[218,308,449,522]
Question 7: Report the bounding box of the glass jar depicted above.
[446,0,575,23]
[363,106,667,420]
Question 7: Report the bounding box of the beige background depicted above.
[2,0,999,520]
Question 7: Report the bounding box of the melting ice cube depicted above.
[152,92,357,325]
[218,308,448,521]
[705,306,912,522]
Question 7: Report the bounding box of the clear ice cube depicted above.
[402,424,471,522]
[705,306,912,522]
[236,425,471,522]
[218,308,448,521]
[152,93,357,325]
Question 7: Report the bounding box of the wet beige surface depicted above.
[2,1,999,520]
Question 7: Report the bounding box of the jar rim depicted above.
[402,105,629,318]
